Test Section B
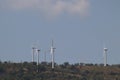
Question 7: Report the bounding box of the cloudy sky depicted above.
[0,0,120,64]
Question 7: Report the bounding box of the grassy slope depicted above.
[0,62,120,80]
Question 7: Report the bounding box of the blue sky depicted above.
[0,0,120,64]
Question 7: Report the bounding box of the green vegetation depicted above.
[0,61,120,80]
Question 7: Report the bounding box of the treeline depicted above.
[0,61,120,80]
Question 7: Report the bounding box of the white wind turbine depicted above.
[32,47,36,63]
[50,40,56,69]
[37,49,40,66]
[103,47,108,66]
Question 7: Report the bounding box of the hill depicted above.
[0,61,120,80]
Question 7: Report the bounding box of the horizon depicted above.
[0,60,120,66]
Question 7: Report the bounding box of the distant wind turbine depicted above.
[104,47,108,66]
[50,40,56,69]
[32,47,36,63]
[37,49,40,65]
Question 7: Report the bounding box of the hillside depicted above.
[0,61,120,80]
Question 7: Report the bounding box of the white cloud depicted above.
[0,0,89,17]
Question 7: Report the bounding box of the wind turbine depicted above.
[32,47,36,63]
[37,49,40,66]
[50,40,56,69]
[35,49,40,72]
[104,47,108,66]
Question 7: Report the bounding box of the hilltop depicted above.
[0,61,120,80]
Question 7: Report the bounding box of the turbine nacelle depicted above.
[104,48,108,51]
[50,46,56,54]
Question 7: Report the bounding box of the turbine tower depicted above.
[32,47,35,63]
[104,48,108,66]
[50,40,56,69]
[37,49,40,66]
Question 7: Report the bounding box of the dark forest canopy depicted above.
[0,61,120,80]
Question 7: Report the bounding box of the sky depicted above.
[0,0,120,64]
